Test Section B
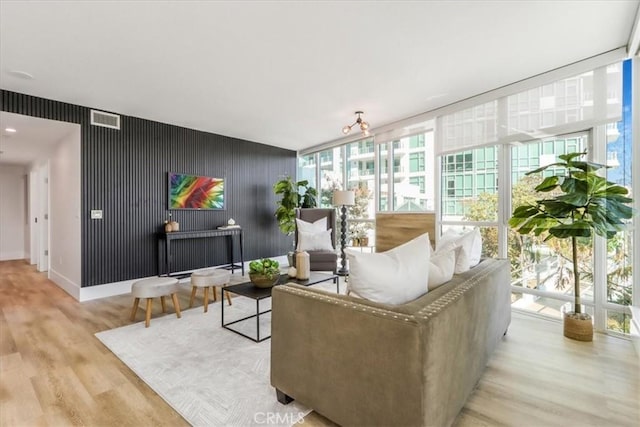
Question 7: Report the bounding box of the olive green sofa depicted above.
[270,258,511,427]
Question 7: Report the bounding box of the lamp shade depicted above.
[333,190,355,206]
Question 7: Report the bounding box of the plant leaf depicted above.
[525,163,566,175]
[548,221,592,239]
[569,160,606,173]
[535,176,560,192]
[602,184,629,195]
[537,200,574,217]
[558,152,586,162]
[556,192,588,207]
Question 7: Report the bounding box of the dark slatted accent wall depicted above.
[1,90,296,287]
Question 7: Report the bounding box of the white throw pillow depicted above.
[437,228,482,273]
[468,228,482,266]
[297,229,334,252]
[346,233,430,305]
[296,217,327,233]
[428,245,457,290]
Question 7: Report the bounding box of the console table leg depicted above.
[240,231,245,275]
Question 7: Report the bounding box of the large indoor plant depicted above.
[509,152,634,341]
[273,176,317,235]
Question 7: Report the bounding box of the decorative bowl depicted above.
[249,273,280,288]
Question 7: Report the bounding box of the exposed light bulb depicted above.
[342,111,370,136]
[4,128,17,133]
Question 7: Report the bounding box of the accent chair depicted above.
[295,208,338,273]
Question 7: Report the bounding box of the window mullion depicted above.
[591,125,608,332]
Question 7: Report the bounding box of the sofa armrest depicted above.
[417,258,511,427]
[270,285,425,427]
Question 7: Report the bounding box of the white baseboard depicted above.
[0,251,27,261]
[79,277,143,302]
[63,259,274,302]
[78,275,199,302]
[76,261,257,302]
[49,268,81,300]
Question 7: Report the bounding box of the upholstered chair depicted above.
[295,208,338,273]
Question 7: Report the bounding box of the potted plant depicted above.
[249,258,281,288]
[273,176,317,235]
[509,151,634,341]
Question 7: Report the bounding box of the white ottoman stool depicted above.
[190,268,232,313]
[130,277,181,327]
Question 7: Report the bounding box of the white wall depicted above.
[48,127,82,293]
[0,164,27,260]
[28,170,37,264]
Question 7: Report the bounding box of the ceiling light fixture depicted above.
[4,128,17,133]
[6,70,34,80]
[342,111,370,137]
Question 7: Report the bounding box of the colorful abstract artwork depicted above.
[169,173,225,209]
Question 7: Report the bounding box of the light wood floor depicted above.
[1,260,638,426]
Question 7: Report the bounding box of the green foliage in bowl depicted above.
[249,258,280,279]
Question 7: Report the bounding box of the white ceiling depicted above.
[1,1,639,158]
[0,112,79,166]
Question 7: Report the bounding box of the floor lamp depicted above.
[333,190,355,276]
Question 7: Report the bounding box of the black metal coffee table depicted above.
[221,272,339,342]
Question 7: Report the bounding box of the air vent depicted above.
[90,110,120,130]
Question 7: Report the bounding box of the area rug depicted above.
[95,290,315,427]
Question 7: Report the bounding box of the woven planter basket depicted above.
[563,312,593,342]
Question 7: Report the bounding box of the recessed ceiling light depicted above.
[5,128,17,133]
[6,70,34,80]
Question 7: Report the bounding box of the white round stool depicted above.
[130,277,181,327]
[190,268,232,312]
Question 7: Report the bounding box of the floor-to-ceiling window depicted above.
[298,55,636,335]
[437,99,500,259]
[434,59,631,333]
[601,59,634,333]
[346,138,375,247]
[508,135,593,319]
[439,145,500,258]
[389,132,435,211]
[605,120,634,332]
[318,147,343,207]
[297,154,317,190]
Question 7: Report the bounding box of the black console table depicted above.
[158,228,244,277]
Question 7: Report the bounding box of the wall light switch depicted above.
[91,210,103,219]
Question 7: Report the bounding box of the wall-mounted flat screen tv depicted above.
[168,172,225,210]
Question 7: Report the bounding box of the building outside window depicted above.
[384,131,435,211]
[345,138,376,244]
[409,152,425,173]
[297,154,316,189]
[319,147,343,207]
